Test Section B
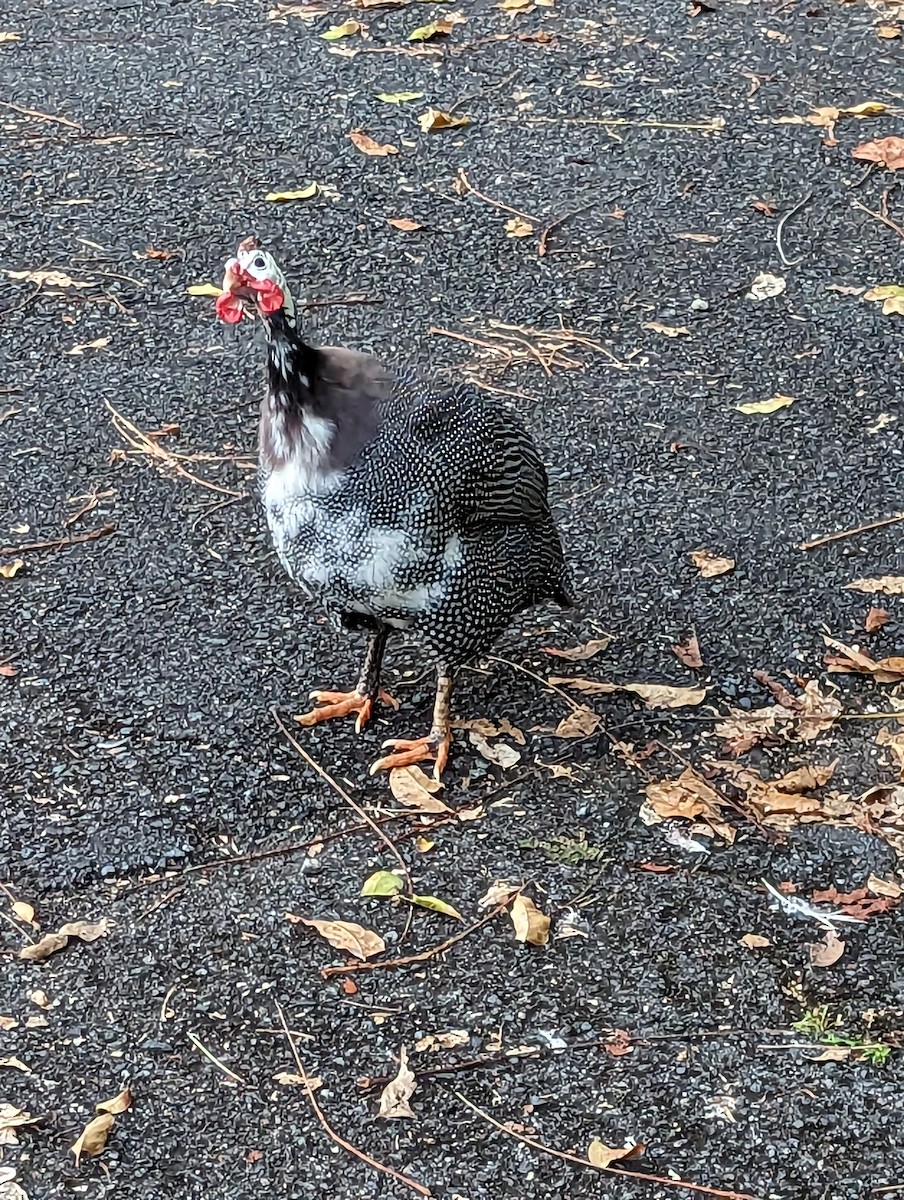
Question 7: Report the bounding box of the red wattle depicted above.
[215,291,245,324]
[251,279,285,314]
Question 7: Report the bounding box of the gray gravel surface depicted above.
[2,0,904,1198]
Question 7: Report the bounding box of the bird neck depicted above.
[260,312,334,473]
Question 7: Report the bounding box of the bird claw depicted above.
[295,688,397,734]
[370,731,451,779]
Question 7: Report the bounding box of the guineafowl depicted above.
[216,236,573,777]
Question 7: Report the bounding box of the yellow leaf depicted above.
[409,894,463,920]
[347,130,398,156]
[418,107,471,133]
[387,217,422,230]
[71,1113,115,1165]
[864,284,904,315]
[408,18,453,40]
[735,393,795,415]
[0,558,25,579]
[322,19,360,39]
[415,836,435,852]
[504,217,534,237]
[842,101,886,117]
[185,282,222,297]
[264,183,319,201]
[509,895,550,945]
[96,1088,132,1115]
[377,91,424,104]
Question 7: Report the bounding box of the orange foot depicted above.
[295,688,398,735]
[369,729,452,780]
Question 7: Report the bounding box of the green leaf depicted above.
[361,870,404,898]
[376,91,425,104]
[407,18,452,41]
[409,894,463,920]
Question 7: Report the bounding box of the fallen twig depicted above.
[799,511,904,550]
[320,897,514,979]
[775,191,812,268]
[0,523,115,557]
[275,999,431,1198]
[0,282,42,318]
[106,399,249,497]
[186,1031,246,1085]
[450,1090,755,1200]
[852,197,904,244]
[0,99,83,129]
[303,295,385,309]
[524,116,726,132]
[455,169,541,224]
[538,202,595,257]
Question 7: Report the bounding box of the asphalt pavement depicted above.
[1,0,904,1197]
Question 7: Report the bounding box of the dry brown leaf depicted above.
[752,199,777,216]
[672,633,703,669]
[622,683,707,709]
[604,1029,634,1056]
[415,1029,470,1052]
[808,930,845,967]
[548,676,616,696]
[716,677,842,755]
[673,231,719,243]
[11,901,34,924]
[690,548,735,577]
[865,606,891,633]
[389,765,451,813]
[478,881,520,909]
[300,917,385,960]
[6,268,92,288]
[823,635,904,683]
[644,768,735,842]
[347,130,398,157]
[0,558,25,579]
[504,217,534,238]
[852,136,904,171]
[554,705,601,738]
[811,885,898,919]
[643,321,691,337]
[542,637,611,661]
[468,732,521,769]
[847,575,904,595]
[58,918,110,942]
[0,1016,17,1031]
[71,1113,115,1165]
[725,762,837,825]
[509,895,550,945]
[378,1045,417,1118]
[387,217,422,231]
[811,1045,852,1062]
[876,22,902,38]
[68,337,111,355]
[29,990,50,1008]
[18,932,69,962]
[274,1071,323,1092]
[739,933,771,949]
[96,1089,132,1115]
[418,108,470,133]
[877,726,904,776]
[455,717,525,744]
[587,1139,645,1168]
[867,873,902,899]
[144,246,177,260]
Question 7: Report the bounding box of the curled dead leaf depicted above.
[504,217,534,238]
[852,136,904,171]
[418,108,470,133]
[736,394,795,415]
[672,633,703,669]
[541,637,611,661]
[587,1139,645,1168]
[11,902,34,924]
[6,268,92,288]
[468,732,521,769]
[739,933,771,949]
[644,769,735,843]
[690,548,735,578]
[299,917,385,960]
[864,606,890,633]
[58,918,111,942]
[823,635,904,683]
[846,575,904,595]
[347,130,398,157]
[554,705,600,738]
[643,321,691,337]
[478,881,520,909]
[746,272,786,301]
[389,765,451,813]
[415,1029,469,1052]
[808,929,845,968]
[96,1088,132,1115]
[18,932,69,962]
[387,217,422,231]
[867,873,902,899]
[509,895,550,945]
[71,1113,115,1165]
[378,1046,417,1118]
[0,559,25,579]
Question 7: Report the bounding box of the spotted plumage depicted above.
[217,237,573,776]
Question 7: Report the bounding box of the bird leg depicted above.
[295,625,397,734]
[370,668,454,780]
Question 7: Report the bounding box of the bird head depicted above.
[214,236,296,327]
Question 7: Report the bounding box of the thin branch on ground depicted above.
[0,523,115,557]
[775,191,812,267]
[320,897,514,979]
[455,169,541,224]
[799,511,904,551]
[538,202,596,257]
[0,282,42,318]
[851,197,904,244]
[0,99,83,129]
[303,295,385,309]
[274,1000,431,1198]
[524,116,725,133]
[450,1090,756,1200]
[106,399,250,497]
[186,1031,246,1085]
